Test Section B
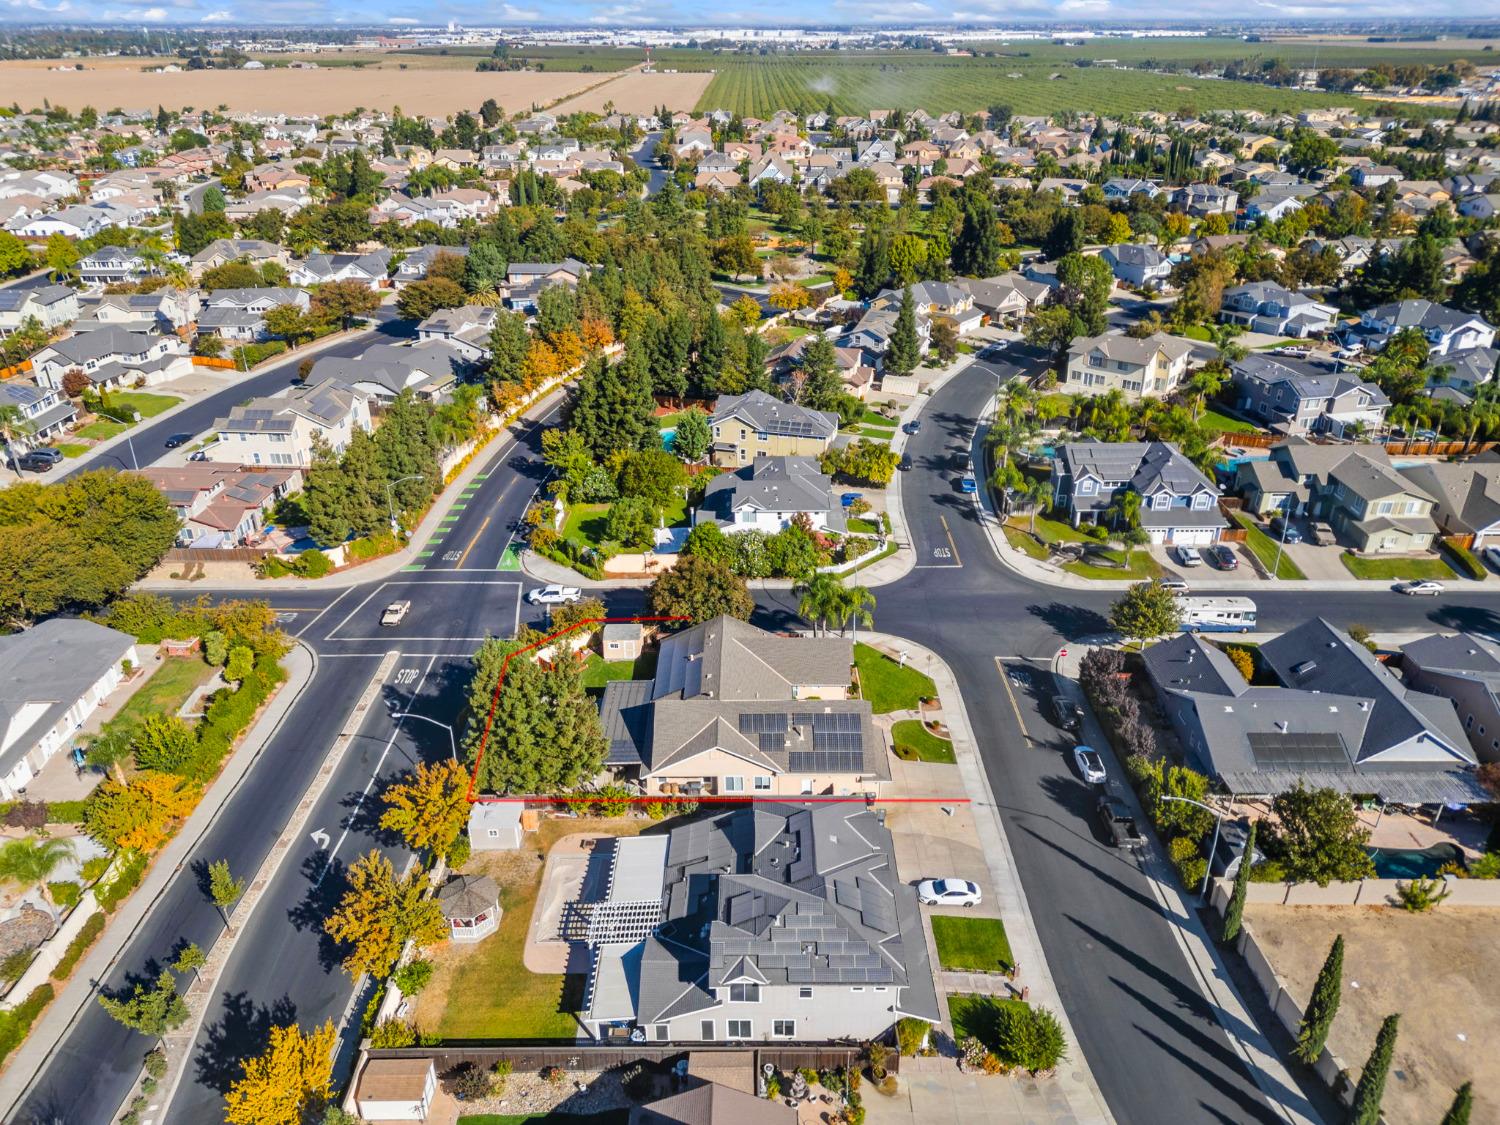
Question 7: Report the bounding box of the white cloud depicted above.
[1059,0,1112,10]
[500,3,539,16]
[200,8,233,17]
[386,15,420,23]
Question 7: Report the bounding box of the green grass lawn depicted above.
[1030,514,1094,545]
[1232,513,1307,580]
[563,497,690,551]
[1177,324,1213,341]
[847,517,879,535]
[54,443,89,458]
[949,993,1030,1049]
[75,418,130,441]
[854,642,936,713]
[1003,524,1050,560]
[1062,548,1162,581]
[1201,408,1261,437]
[932,915,1013,973]
[110,391,179,418]
[108,657,216,735]
[890,718,955,764]
[1339,553,1457,581]
[856,425,895,440]
[580,650,658,691]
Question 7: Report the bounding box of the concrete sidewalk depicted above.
[862,630,1113,1125]
[0,641,318,1122]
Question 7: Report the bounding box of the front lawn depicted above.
[1201,408,1261,436]
[75,418,129,441]
[932,915,1013,973]
[1340,553,1456,581]
[55,443,89,458]
[891,719,955,764]
[855,425,895,440]
[1232,513,1307,580]
[1030,513,1094,546]
[1062,548,1161,581]
[110,657,215,734]
[846,517,879,535]
[111,391,180,418]
[563,496,689,551]
[949,993,1030,1048]
[854,642,936,713]
[1002,522,1049,560]
[1177,324,1213,341]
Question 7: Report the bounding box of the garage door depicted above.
[1167,528,1217,547]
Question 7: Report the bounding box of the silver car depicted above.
[1073,745,1107,785]
[916,878,982,907]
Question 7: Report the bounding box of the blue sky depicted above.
[4,0,1500,25]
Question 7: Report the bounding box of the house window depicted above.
[729,983,761,1003]
[1153,493,1170,510]
[723,776,745,793]
[653,1025,668,1041]
[799,987,813,999]
[754,776,772,791]
[850,986,864,993]
[1078,480,1095,495]
[1193,493,1211,510]
[727,1020,751,1039]
[773,1020,795,1038]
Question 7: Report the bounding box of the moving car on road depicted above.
[380,601,411,627]
[1395,580,1444,597]
[527,584,583,606]
[960,473,977,494]
[902,420,921,435]
[1098,795,1146,850]
[1073,745,1107,785]
[916,878,982,907]
[1156,578,1190,595]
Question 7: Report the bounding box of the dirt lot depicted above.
[0,57,709,116]
[1247,904,1500,1124]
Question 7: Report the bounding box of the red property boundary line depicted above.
[464,614,972,808]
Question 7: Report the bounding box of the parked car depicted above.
[163,432,193,449]
[526,584,582,606]
[188,450,209,462]
[898,453,913,472]
[1268,516,1302,543]
[959,473,977,494]
[1308,521,1335,547]
[840,492,861,508]
[1157,577,1190,595]
[1097,795,1146,850]
[1206,545,1239,570]
[1073,745,1107,785]
[1047,693,1084,734]
[1176,546,1203,567]
[1395,579,1444,597]
[25,447,63,464]
[916,878,982,908]
[380,600,411,627]
[902,420,921,435]
[1486,546,1500,574]
[4,451,55,473]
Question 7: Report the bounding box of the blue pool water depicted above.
[660,427,676,451]
[1366,842,1465,879]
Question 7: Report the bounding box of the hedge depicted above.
[1440,539,1486,581]
[0,800,89,824]
[96,851,148,913]
[0,983,54,1066]
[230,340,288,368]
[51,912,106,981]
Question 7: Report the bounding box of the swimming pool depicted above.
[660,427,676,451]
[1366,842,1466,879]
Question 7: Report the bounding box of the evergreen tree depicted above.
[854,227,890,299]
[1293,934,1344,1064]
[1042,209,1083,260]
[885,287,920,377]
[650,309,692,402]
[1220,820,1255,943]
[568,351,655,460]
[1440,1082,1473,1125]
[1349,1013,1399,1125]
[487,310,530,387]
[799,334,843,410]
[953,193,1001,277]
[690,306,726,399]
[741,329,772,392]
[463,239,509,294]
[373,390,439,514]
[302,436,358,547]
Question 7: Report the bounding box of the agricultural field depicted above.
[963,34,1499,69]
[393,45,650,72]
[690,54,1417,119]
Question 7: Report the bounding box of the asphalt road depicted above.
[629,131,670,197]
[21,352,1500,1123]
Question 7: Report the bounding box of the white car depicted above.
[379,600,411,627]
[1157,578,1190,596]
[916,878,982,908]
[526,584,582,606]
[1395,580,1445,597]
[1073,745,1107,785]
[1176,546,1203,567]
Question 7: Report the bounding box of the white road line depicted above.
[323,579,522,642]
[293,586,357,639]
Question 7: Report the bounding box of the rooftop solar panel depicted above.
[1247,732,1350,771]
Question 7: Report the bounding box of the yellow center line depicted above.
[994,657,1032,745]
[456,516,491,569]
[939,515,963,567]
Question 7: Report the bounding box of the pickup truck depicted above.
[1097,795,1146,850]
[526,584,582,606]
[380,600,411,627]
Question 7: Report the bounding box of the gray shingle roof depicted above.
[698,457,845,531]
[710,390,836,443]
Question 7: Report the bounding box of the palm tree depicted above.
[0,837,76,913]
[1025,477,1052,534]
[0,405,35,480]
[1187,366,1227,419]
[832,584,876,640]
[796,573,844,637]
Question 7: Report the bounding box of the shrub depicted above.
[45,800,89,825]
[369,1018,416,1048]
[1468,852,1500,879]
[4,801,45,830]
[0,949,32,984]
[80,855,111,883]
[1175,856,1208,890]
[958,1035,989,1073]
[877,1074,899,1095]
[896,1016,929,1055]
[1440,539,1486,580]
[140,1077,156,1095]
[392,958,434,996]
[1224,646,1255,682]
[257,556,293,578]
[1167,836,1200,865]
[1396,875,1451,912]
[995,1004,1068,1075]
[644,801,668,820]
[96,850,149,913]
[47,881,81,910]
[143,1048,166,1079]
[0,983,54,1066]
[294,549,333,578]
[445,834,470,869]
[52,912,105,980]
[202,630,228,666]
[584,783,633,817]
[492,1058,513,1093]
[1247,860,1287,883]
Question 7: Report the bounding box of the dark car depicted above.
[1206,544,1239,570]
[1097,795,1146,850]
[898,453,913,472]
[163,433,194,449]
[25,446,63,464]
[1268,515,1302,543]
[902,420,921,435]
[5,451,55,473]
[1047,693,1084,734]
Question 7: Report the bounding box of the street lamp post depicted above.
[391,711,457,761]
[1270,509,1291,580]
[1159,794,1227,899]
[385,473,425,534]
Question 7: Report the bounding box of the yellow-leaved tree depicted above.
[82,772,198,852]
[223,1019,337,1125]
[323,850,446,979]
[379,759,470,856]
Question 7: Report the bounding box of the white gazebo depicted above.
[437,874,500,943]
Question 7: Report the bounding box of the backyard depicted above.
[1201,407,1262,437]
[932,915,1013,974]
[562,495,690,554]
[111,656,216,734]
[580,650,658,692]
[854,642,936,713]
[1339,553,1456,581]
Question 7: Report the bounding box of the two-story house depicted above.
[695,456,847,536]
[79,289,200,335]
[1427,347,1498,401]
[1355,299,1496,357]
[1099,244,1171,289]
[1322,446,1439,553]
[1102,177,1161,201]
[709,390,838,468]
[1052,441,1226,546]
[1063,331,1194,401]
[0,284,78,337]
[197,287,311,342]
[958,272,1051,325]
[415,304,496,364]
[1172,183,1239,216]
[1230,353,1389,437]
[30,328,191,391]
[1397,456,1500,551]
[78,247,154,288]
[1244,185,1315,223]
[303,341,465,403]
[1401,632,1500,764]
[392,244,468,287]
[582,802,938,1043]
[1219,282,1337,338]
[0,380,76,446]
[138,463,302,548]
[189,238,288,277]
[870,282,982,336]
[211,379,372,468]
[289,248,392,290]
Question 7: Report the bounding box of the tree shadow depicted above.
[286,851,351,973]
[1027,601,1111,640]
[194,989,298,1094]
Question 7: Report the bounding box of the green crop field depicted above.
[964,35,1498,69]
[690,54,1411,119]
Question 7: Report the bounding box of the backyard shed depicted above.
[354,1056,436,1121]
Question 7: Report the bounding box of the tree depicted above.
[953,191,1002,277]
[129,714,196,773]
[309,280,380,330]
[617,448,687,509]
[323,850,446,980]
[44,233,79,279]
[1293,934,1344,1065]
[172,941,206,977]
[1285,128,1340,176]
[98,971,187,1044]
[85,726,133,785]
[1350,1013,1400,1125]
[200,185,226,213]
[208,858,247,933]
[797,572,846,636]
[1264,784,1374,886]
[768,282,810,312]
[568,353,655,461]
[0,837,74,911]
[831,582,876,640]
[672,409,711,463]
[261,303,315,345]
[461,638,606,794]
[83,772,197,852]
[0,230,33,278]
[379,759,470,858]
[798,334,843,411]
[885,287,920,377]
[1440,1082,1474,1125]
[1108,581,1182,645]
[486,309,531,389]
[1055,253,1113,336]
[606,496,655,548]
[396,278,466,321]
[223,1019,338,1125]
[681,522,734,567]
[1220,820,1255,943]
[648,555,753,624]
[1025,304,1079,361]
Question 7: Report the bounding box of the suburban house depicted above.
[870,282,983,336]
[597,616,889,799]
[1427,346,1498,399]
[0,284,79,337]
[1229,353,1389,437]
[0,380,76,446]
[1244,186,1313,223]
[839,304,932,371]
[695,456,847,536]
[0,619,140,800]
[30,328,191,391]
[1051,441,1226,546]
[1172,183,1239,215]
[79,289,200,335]
[1219,282,1338,337]
[1141,624,1484,806]
[1063,331,1194,401]
[632,1080,796,1124]
[1354,299,1497,356]
[415,304,497,363]
[505,258,588,311]
[78,247,153,288]
[212,380,372,468]
[708,390,837,468]
[1103,177,1161,201]
[289,248,392,290]
[1401,633,1500,764]
[582,802,939,1042]
[189,238,288,277]
[197,286,311,342]
[393,243,468,286]
[1100,243,1171,289]
[1397,457,1500,549]
[304,340,466,402]
[138,464,302,548]
[958,272,1050,325]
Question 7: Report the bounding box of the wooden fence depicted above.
[191,356,237,369]
[163,546,273,563]
[365,1042,874,1075]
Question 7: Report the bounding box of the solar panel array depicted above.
[766,418,823,438]
[759,732,787,753]
[789,750,864,773]
[1248,732,1350,771]
[739,713,789,735]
